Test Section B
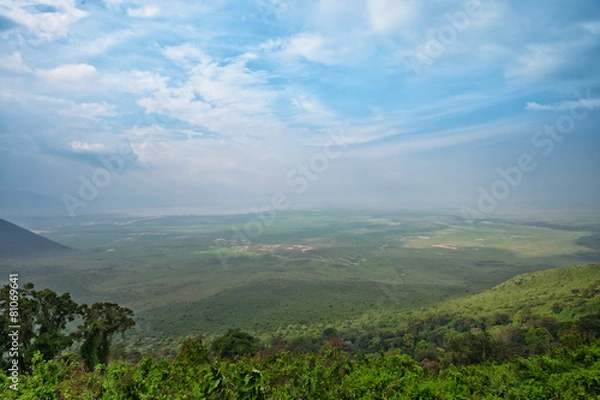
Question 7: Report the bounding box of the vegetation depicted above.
[211,328,259,359]
[0,284,135,371]
[1,325,599,398]
[2,212,598,348]
[1,263,599,398]
[79,302,136,369]
[2,213,598,396]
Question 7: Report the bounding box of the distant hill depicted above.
[321,263,600,345]
[0,219,72,257]
[438,263,600,321]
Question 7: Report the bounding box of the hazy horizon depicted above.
[1,1,599,219]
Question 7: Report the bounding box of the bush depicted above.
[212,329,259,359]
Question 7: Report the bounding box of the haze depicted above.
[1,0,599,218]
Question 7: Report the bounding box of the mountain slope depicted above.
[0,219,72,257]
[437,263,600,321]
[333,263,600,341]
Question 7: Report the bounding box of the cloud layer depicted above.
[1,0,599,217]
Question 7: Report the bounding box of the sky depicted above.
[0,0,599,218]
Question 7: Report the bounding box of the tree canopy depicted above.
[0,283,135,370]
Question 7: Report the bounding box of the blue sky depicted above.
[0,0,599,218]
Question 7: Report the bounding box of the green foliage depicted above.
[6,339,600,399]
[340,351,422,398]
[4,213,597,346]
[22,351,66,399]
[0,283,79,369]
[211,328,259,359]
[2,236,599,398]
[525,328,553,355]
[175,336,209,367]
[80,302,135,370]
[437,264,600,324]
[1,283,136,373]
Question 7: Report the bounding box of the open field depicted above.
[1,210,599,343]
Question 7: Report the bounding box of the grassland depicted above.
[1,210,598,345]
[339,263,600,336]
[437,263,600,320]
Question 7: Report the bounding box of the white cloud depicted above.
[77,31,132,56]
[256,0,293,19]
[69,140,113,154]
[582,21,600,35]
[188,58,273,109]
[526,97,600,112]
[286,91,337,127]
[117,70,170,93]
[505,44,563,81]
[90,70,170,94]
[0,89,69,106]
[126,6,161,18]
[133,48,293,140]
[153,45,276,117]
[352,118,534,160]
[0,0,87,41]
[257,38,284,52]
[291,96,323,114]
[0,52,32,73]
[163,43,211,65]
[0,89,115,126]
[36,63,97,82]
[102,0,124,7]
[367,0,417,35]
[60,101,117,119]
[284,32,338,64]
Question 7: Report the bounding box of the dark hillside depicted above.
[0,218,71,257]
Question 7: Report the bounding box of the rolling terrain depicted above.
[1,211,598,347]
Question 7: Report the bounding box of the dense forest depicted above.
[2,264,599,399]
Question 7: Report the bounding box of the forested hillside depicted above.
[1,264,599,398]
